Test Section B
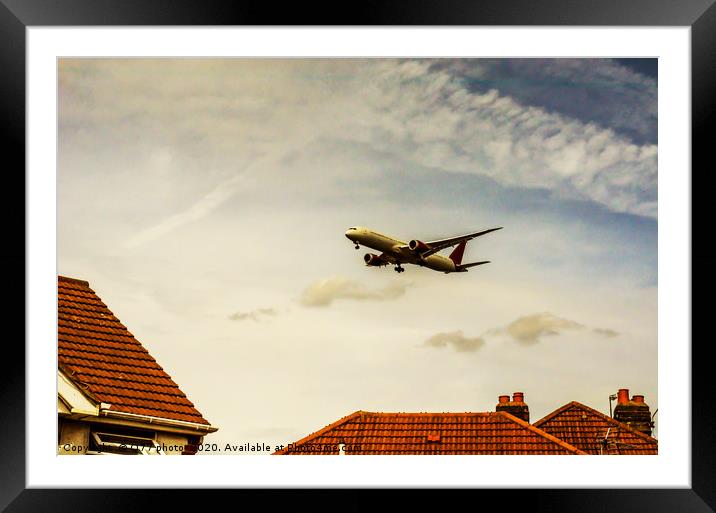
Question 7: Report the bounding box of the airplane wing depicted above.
[417,227,502,258]
[378,252,397,264]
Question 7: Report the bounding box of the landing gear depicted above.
[355,244,360,250]
[394,265,405,273]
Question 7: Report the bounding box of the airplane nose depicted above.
[345,229,352,239]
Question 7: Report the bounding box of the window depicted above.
[88,429,162,455]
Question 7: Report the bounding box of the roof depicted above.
[274,410,587,455]
[58,275,211,426]
[533,401,658,455]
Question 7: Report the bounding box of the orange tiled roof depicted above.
[58,276,210,425]
[274,410,587,455]
[533,401,657,455]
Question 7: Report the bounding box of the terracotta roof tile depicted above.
[275,411,587,455]
[58,275,210,426]
[533,402,657,455]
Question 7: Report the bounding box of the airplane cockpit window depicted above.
[348,227,357,230]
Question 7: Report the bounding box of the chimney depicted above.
[617,388,630,405]
[613,390,653,436]
[495,392,530,423]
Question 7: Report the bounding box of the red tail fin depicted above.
[449,241,466,265]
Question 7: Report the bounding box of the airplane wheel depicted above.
[355,245,360,250]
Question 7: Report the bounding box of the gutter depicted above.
[99,409,218,434]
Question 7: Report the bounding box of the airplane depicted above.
[344,226,502,274]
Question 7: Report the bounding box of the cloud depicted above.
[593,327,619,338]
[299,277,409,307]
[60,59,657,226]
[431,58,657,145]
[229,308,278,322]
[499,312,586,344]
[355,60,657,218]
[124,162,257,249]
[424,331,485,352]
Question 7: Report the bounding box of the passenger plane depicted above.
[344,226,502,273]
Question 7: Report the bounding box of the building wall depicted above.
[156,431,193,455]
[58,417,90,455]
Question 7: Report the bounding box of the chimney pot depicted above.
[632,395,645,404]
[498,395,510,404]
[617,388,630,405]
[513,392,524,403]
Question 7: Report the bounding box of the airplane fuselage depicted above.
[345,227,457,273]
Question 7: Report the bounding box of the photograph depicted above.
[57,57,658,457]
[6,6,707,508]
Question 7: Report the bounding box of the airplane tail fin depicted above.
[457,260,490,272]
[449,241,467,265]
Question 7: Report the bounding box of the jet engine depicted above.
[409,239,431,252]
[364,253,386,266]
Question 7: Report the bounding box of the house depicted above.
[57,275,218,455]
[275,391,657,455]
[533,392,658,455]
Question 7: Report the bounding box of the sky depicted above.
[58,58,658,451]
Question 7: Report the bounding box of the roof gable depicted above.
[533,401,657,455]
[275,410,586,455]
[58,275,211,426]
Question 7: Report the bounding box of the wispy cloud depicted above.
[62,59,657,229]
[431,58,657,145]
[299,277,410,307]
[124,169,252,249]
[358,60,657,218]
[229,308,278,322]
[425,314,618,352]
[497,312,586,344]
[593,327,620,338]
[424,331,485,352]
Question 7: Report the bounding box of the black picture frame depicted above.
[3,1,713,511]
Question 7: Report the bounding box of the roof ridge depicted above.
[495,411,588,455]
[532,401,579,427]
[58,275,90,286]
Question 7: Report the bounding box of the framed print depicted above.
[4,0,714,511]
